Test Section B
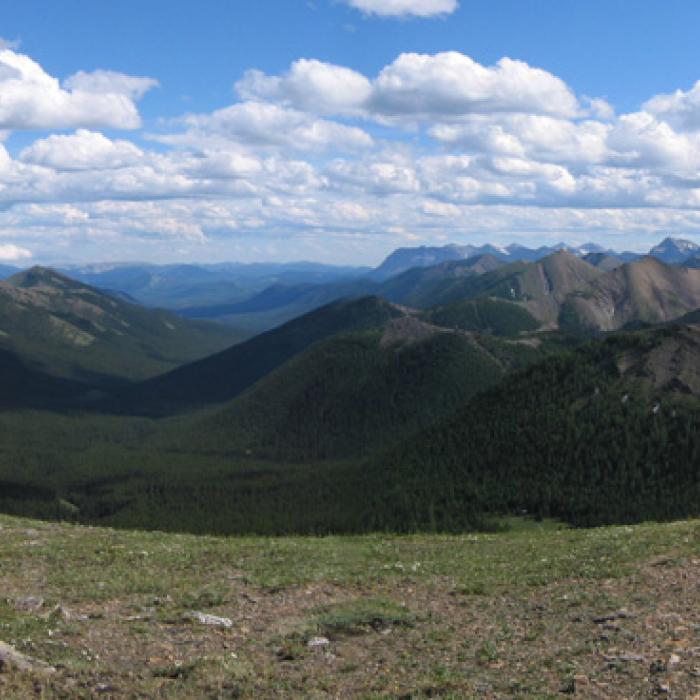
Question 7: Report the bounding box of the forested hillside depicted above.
[161,322,541,462]
[0,267,243,384]
[117,296,405,412]
[363,323,700,531]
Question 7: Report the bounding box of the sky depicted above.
[2,0,700,265]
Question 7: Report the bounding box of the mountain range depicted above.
[60,261,370,311]
[175,237,700,330]
[1,237,695,337]
[0,238,699,536]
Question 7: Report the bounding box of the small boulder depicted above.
[0,641,55,675]
[183,611,233,628]
[12,596,44,612]
[307,637,330,648]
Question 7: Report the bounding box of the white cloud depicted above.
[644,80,700,132]
[236,59,371,115]
[1,46,700,261]
[430,114,610,165]
[607,111,700,176]
[0,48,144,129]
[344,0,458,17]
[64,70,159,100]
[178,101,373,152]
[20,130,144,170]
[327,157,421,194]
[242,52,579,121]
[184,150,263,179]
[0,37,20,50]
[370,53,579,119]
[586,97,615,121]
[0,243,32,261]
[422,199,461,217]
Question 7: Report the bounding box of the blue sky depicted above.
[1,0,700,264]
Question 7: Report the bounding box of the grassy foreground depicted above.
[0,515,699,698]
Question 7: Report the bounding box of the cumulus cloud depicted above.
[0,48,146,129]
[430,114,611,164]
[344,0,458,17]
[422,199,461,217]
[2,45,700,260]
[236,59,371,115]
[644,80,700,132]
[371,53,578,119]
[20,130,144,170]
[0,243,32,261]
[239,52,579,121]
[326,154,421,194]
[64,70,159,100]
[177,101,374,152]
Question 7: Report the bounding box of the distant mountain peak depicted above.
[649,237,700,264]
[654,235,698,248]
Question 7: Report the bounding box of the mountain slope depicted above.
[362,321,700,532]
[120,295,405,412]
[0,347,88,408]
[562,257,700,331]
[377,254,506,308]
[370,244,484,280]
[161,319,542,461]
[496,250,602,325]
[582,252,625,271]
[421,298,540,335]
[0,267,243,384]
[412,251,602,327]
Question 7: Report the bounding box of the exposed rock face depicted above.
[568,258,700,331]
[617,324,700,395]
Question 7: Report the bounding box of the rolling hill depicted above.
[0,267,244,385]
[118,252,700,414]
[1,255,700,537]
